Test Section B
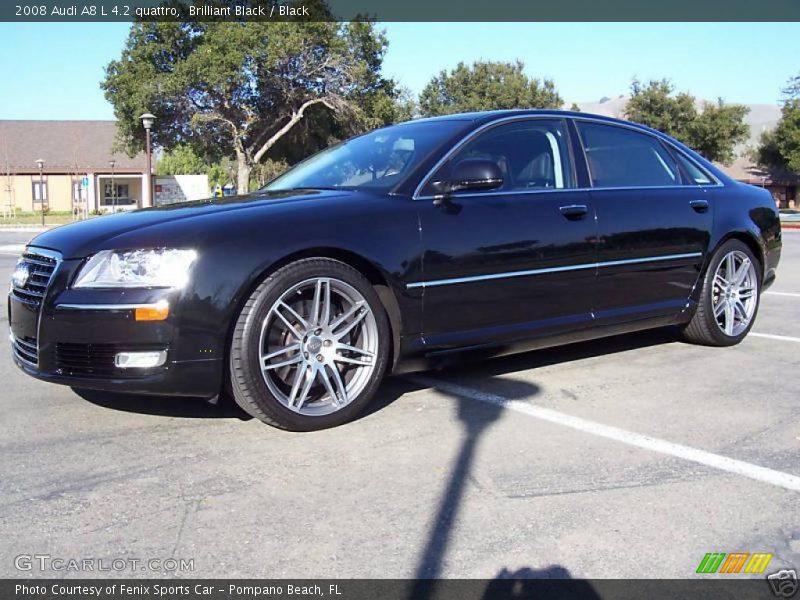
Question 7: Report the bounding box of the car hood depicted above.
[29,188,349,259]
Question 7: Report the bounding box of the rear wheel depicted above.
[229,258,390,431]
[682,240,760,346]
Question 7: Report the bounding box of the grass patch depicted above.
[0,211,96,225]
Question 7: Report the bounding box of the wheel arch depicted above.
[685,230,765,317]
[223,247,403,388]
[710,230,765,278]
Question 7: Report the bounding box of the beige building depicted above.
[0,120,152,216]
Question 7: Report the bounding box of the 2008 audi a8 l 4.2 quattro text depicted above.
[10,110,781,431]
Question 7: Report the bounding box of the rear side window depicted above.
[576,121,680,188]
[675,151,715,185]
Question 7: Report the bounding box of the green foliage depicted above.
[157,144,234,190]
[755,73,800,173]
[101,13,400,192]
[206,158,235,190]
[783,74,800,101]
[569,103,581,112]
[156,145,207,176]
[418,60,562,117]
[625,79,749,164]
[625,79,696,139]
[756,99,800,173]
[688,100,750,165]
[251,159,291,189]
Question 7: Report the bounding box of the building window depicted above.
[32,178,48,205]
[102,183,133,205]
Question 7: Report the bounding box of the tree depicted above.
[688,100,750,165]
[569,102,581,112]
[755,73,800,173]
[624,79,749,164]
[156,145,207,177]
[102,15,400,194]
[157,144,237,191]
[418,60,562,117]
[782,74,800,101]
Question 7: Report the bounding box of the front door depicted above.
[414,118,597,350]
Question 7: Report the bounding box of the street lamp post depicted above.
[35,158,45,226]
[139,113,156,207]
[109,160,116,213]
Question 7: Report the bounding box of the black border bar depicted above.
[3,0,800,22]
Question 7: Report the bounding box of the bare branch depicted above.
[251,96,341,165]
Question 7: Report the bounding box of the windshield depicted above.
[263,120,469,193]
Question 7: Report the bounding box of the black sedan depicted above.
[9,110,781,430]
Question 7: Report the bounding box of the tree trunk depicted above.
[236,151,251,195]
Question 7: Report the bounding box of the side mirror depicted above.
[432,158,504,201]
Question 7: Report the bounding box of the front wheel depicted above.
[682,240,761,346]
[229,258,390,431]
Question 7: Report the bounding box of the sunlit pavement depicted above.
[1,229,798,579]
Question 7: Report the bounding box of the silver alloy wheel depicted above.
[258,277,379,416]
[712,249,758,337]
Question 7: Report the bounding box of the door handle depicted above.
[559,204,588,220]
[689,199,709,213]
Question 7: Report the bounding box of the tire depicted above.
[682,240,761,347]
[229,258,390,431]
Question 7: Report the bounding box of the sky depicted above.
[0,22,797,121]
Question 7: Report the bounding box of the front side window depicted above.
[264,120,469,193]
[423,119,575,195]
[577,121,680,188]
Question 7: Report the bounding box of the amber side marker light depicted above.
[135,301,170,321]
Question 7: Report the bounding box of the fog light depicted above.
[115,350,167,369]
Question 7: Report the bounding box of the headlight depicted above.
[73,248,197,289]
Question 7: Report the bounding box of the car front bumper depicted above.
[9,247,224,399]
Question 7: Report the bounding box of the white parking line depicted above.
[750,332,800,343]
[410,375,800,492]
[765,291,800,298]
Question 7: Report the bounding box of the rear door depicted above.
[414,118,597,350]
[574,120,713,325]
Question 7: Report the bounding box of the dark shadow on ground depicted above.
[72,328,681,425]
[72,388,253,420]
[410,378,556,600]
[370,327,682,421]
[482,567,603,599]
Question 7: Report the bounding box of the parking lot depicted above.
[1,228,798,580]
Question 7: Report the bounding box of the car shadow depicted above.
[480,567,603,599]
[72,387,253,420]
[70,327,681,422]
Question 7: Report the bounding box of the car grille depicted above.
[11,334,38,365]
[11,249,59,308]
[55,343,165,378]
